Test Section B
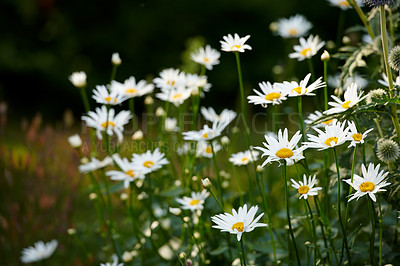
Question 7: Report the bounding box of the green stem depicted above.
[298,96,305,143]
[344,145,358,231]
[367,198,377,265]
[306,199,317,266]
[323,61,328,111]
[129,98,137,131]
[210,140,224,208]
[378,197,383,266]
[272,104,279,131]
[208,187,224,212]
[240,237,247,266]
[348,0,375,40]
[236,240,244,266]
[374,118,384,138]
[110,65,118,83]
[79,86,91,113]
[307,58,315,81]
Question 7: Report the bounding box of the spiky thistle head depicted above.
[376,138,400,163]
[366,88,386,104]
[389,46,400,71]
[363,0,394,7]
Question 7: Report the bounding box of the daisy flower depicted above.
[220,33,252,53]
[324,83,366,115]
[191,45,221,70]
[200,107,237,124]
[346,121,373,148]
[155,86,192,107]
[327,73,368,90]
[132,148,169,172]
[304,110,337,128]
[176,190,209,211]
[327,0,363,10]
[153,68,186,90]
[247,81,287,106]
[291,175,322,199]
[255,128,306,167]
[100,254,123,266]
[278,73,325,97]
[276,14,312,39]
[106,154,150,188]
[344,163,390,202]
[165,117,179,132]
[229,150,260,166]
[92,85,127,105]
[110,76,154,98]
[211,204,267,241]
[182,119,230,142]
[79,156,113,174]
[81,105,132,143]
[304,121,350,150]
[289,35,325,61]
[196,141,222,158]
[185,73,211,95]
[378,72,400,88]
[20,240,58,264]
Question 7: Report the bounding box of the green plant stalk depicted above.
[348,0,375,40]
[323,61,329,111]
[129,98,137,131]
[333,148,352,266]
[79,86,91,113]
[240,237,247,266]
[210,140,224,208]
[367,197,377,265]
[236,240,244,266]
[306,199,317,266]
[298,96,305,143]
[128,185,145,264]
[283,161,301,265]
[244,166,255,203]
[374,118,384,138]
[110,65,118,83]
[208,181,224,212]
[272,105,279,131]
[313,197,332,264]
[378,197,383,266]
[307,58,315,81]
[323,150,330,214]
[344,144,358,230]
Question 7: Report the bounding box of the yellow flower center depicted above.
[104,96,117,103]
[125,88,137,94]
[324,137,338,146]
[125,170,135,177]
[352,133,363,142]
[204,58,210,63]
[265,92,281,101]
[173,93,182,99]
[189,199,200,205]
[342,101,351,109]
[143,161,155,168]
[300,48,312,56]
[292,87,306,94]
[101,121,116,128]
[289,29,298,36]
[276,148,294,159]
[298,185,309,194]
[359,181,375,192]
[167,80,175,86]
[232,222,244,232]
[322,119,333,125]
[202,132,209,139]
[241,157,250,164]
[231,45,242,50]
[339,0,350,7]
[205,146,212,154]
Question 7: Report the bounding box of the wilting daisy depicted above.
[211,204,267,241]
[20,240,58,264]
[346,121,373,148]
[183,119,230,141]
[289,35,325,61]
[201,107,237,124]
[304,121,350,150]
[247,81,287,106]
[106,154,150,188]
[304,110,337,128]
[327,0,363,10]
[196,141,222,158]
[255,128,306,166]
[220,33,252,53]
[291,175,322,199]
[327,73,368,90]
[92,85,127,105]
[82,106,131,143]
[110,76,154,98]
[229,150,260,166]
[132,148,169,172]
[191,45,221,70]
[344,163,390,202]
[165,117,179,132]
[324,83,366,115]
[79,156,113,173]
[176,190,209,211]
[153,68,186,90]
[185,73,211,95]
[155,87,192,107]
[278,73,325,97]
[276,14,312,39]
[69,71,87,88]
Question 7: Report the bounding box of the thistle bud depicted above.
[376,138,400,163]
[389,45,400,71]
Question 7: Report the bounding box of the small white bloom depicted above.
[156,87,192,107]
[247,81,288,106]
[176,190,209,211]
[291,175,322,199]
[185,73,211,96]
[191,45,221,70]
[201,178,211,188]
[289,35,325,61]
[220,33,252,53]
[153,68,186,90]
[278,73,325,97]
[68,134,82,148]
[211,204,267,241]
[344,163,390,202]
[92,85,128,105]
[221,136,230,145]
[165,117,180,132]
[169,207,182,215]
[321,50,330,61]
[101,254,123,266]
[327,73,368,90]
[122,251,133,263]
[132,130,144,140]
[276,14,312,39]
[155,107,166,117]
[327,0,363,10]
[304,110,337,128]
[20,240,58,264]
[132,148,169,173]
[324,83,366,115]
[346,121,373,148]
[229,150,260,166]
[111,53,121,65]
[196,141,222,158]
[79,156,113,173]
[201,107,237,124]
[144,95,154,105]
[304,121,350,150]
[378,72,400,88]
[183,119,230,142]
[69,71,87,88]
[111,76,154,98]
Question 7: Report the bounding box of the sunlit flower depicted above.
[191,45,221,70]
[255,128,306,167]
[211,204,267,241]
[304,121,350,150]
[165,117,180,132]
[92,85,127,105]
[229,150,260,166]
[376,138,400,163]
[327,0,363,10]
[200,107,237,124]
[79,156,113,173]
[176,190,209,211]
[111,76,154,98]
[324,83,366,115]
[112,53,121,65]
[278,73,325,97]
[69,71,87,88]
[304,110,337,128]
[155,87,192,107]
[153,68,186,90]
[346,121,373,148]
[132,148,169,172]
[276,14,312,38]
[100,254,123,266]
[289,35,325,61]
[344,163,390,202]
[220,33,252,53]
[68,134,82,148]
[247,81,287,106]
[81,105,131,142]
[20,240,58,264]
[196,141,222,158]
[327,73,368,90]
[182,119,230,142]
[291,175,322,199]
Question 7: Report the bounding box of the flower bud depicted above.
[221,136,230,145]
[321,50,330,61]
[169,207,182,216]
[112,53,121,65]
[69,71,87,88]
[389,45,400,71]
[256,165,264,172]
[68,134,82,148]
[156,107,166,117]
[67,228,76,235]
[89,193,97,201]
[201,178,211,188]
[122,251,133,263]
[144,95,154,105]
[132,130,144,140]
[269,21,279,32]
[120,193,129,201]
